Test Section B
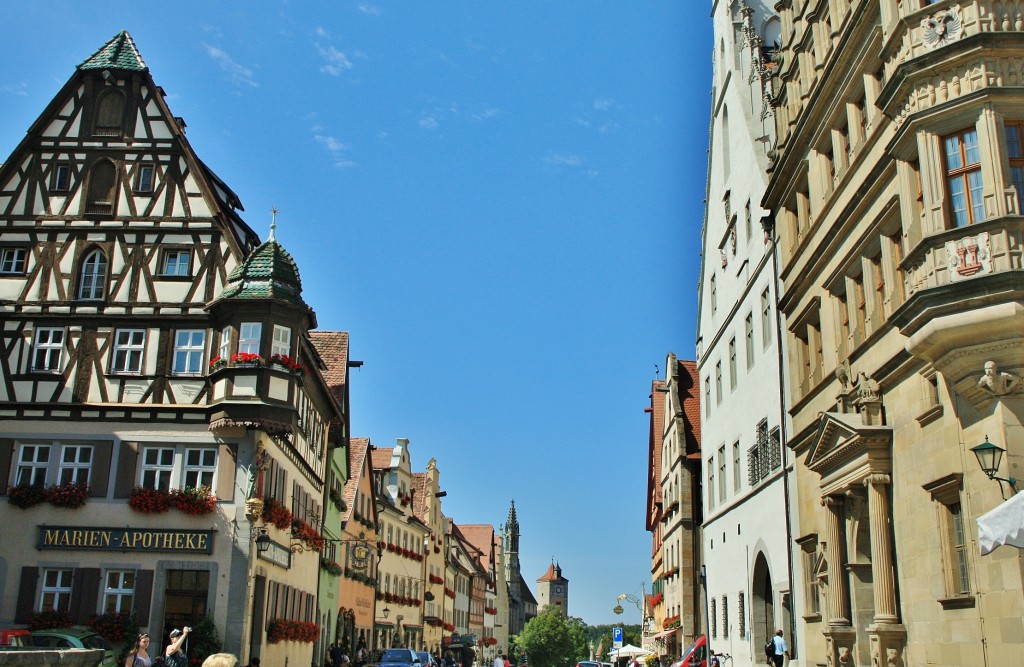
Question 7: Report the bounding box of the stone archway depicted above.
[751,551,774,656]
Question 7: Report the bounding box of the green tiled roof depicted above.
[79,31,147,72]
[219,239,308,307]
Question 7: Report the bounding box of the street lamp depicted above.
[971,435,1018,499]
[254,528,271,555]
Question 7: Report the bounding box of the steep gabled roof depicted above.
[537,562,566,583]
[411,472,429,521]
[309,331,349,397]
[343,437,371,524]
[79,30,146,72]
[371,447,395,471]
[678,359,701,457]
[646,378,667,532]
[518,574,537,604]
[457,524,495,573]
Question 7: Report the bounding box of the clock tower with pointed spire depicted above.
[536,561,569,617]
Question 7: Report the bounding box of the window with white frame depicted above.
[160,250,190,276]
[239,322,262,355]
[0,247,27,274]
[40,569,73,612]
[111,329,146,374]
[103,570,135,613]
[219,326,231,360]
[78,249,107,300]
[16,444,51,487]
[183,448,217,489]
[272,325,291,358]
[59,445,93,485]
[172,330,205,375]
[140,447,175,491]
[32,327,65,372]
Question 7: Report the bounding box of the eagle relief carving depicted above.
[921,6,963,50]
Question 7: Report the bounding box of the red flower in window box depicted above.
[291,518,325,552]
[7,484,49,509]
[270,354,307,375]
[231,352,264,366]
[262,497,293,530]
[171,486,216,515]
[209,356,227,371]
[47,481,91,509]
[27,610,74,631]
[128,486,172,514]
[267,619,319,644]
[89,611,137,643]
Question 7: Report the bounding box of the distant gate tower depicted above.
[536,562,568,617]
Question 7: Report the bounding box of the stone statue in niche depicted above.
[886,648,904,667]
[977,361,1019,396]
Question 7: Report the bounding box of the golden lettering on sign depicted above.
[39,527,213,553]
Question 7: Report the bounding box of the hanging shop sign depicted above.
[37,526,215,554]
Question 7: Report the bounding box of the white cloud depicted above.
[1,82,27,96]
[316,44,354,76]
[358,3,381,15]
[315,26,330,37]
[203,44,258,88]
[544,152,583,167]
[593,98,614,111]
[472,106,501,121]
[419,116,439,129]
[314,134,357,168]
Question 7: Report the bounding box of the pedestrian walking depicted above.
[769,629,789,667]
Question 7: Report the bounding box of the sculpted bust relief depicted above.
[977,361,1019,396]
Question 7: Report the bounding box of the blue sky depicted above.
[0,2,711,626]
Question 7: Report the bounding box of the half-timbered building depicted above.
[0,31,349,665]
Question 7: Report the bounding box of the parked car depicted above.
[372,648,422,667]
[0,628,33,647]
[417,651,439,667]
[30,628,117,667]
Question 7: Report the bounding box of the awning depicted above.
[978,491,1024,555]
[650,629,675,640]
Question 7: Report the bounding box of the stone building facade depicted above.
[763,1,1024,665]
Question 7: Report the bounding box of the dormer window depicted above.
[94,89,126,136]
[77,249,107,300]
[85,160,117,215]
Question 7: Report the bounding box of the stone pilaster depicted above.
[865,474,898,624]
[822,495,850,625]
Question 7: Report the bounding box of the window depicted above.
[160,250,190,276]
[239,322,262,355]
[103,571,135,613]
[16,444,50,487]
[183,448,217,489]
[52,164,71,192]
[923,474,972,604]
[59,444,93,485]
[78,249,107,300]
[715,362,723,405]
[111,329,145,374]
[722,595,729,639]
[729,337,737,390]
[1005,122,1024,212]
[748,419,780,486]
[799,538,822,617]
[738,591,746,637]
[172,330,205,376]
[705,377,711,417]
[708,459,716,511]
[135,164,155,193]
[86,161,117,215]
[745,313,754,368]
[836,289,851,357]
[710,275,717,314]
[761,288,772,347]
[710,598,717,639]
[94,90,125,136]
[733,442,742,492]
[32,327,65,372]
[744,200,753,245]
[141,447,175,491]
[943,128,985,227]
[272,325,292,358]
[219,326,231,361]
[718,446,727,503]
[0,247,27,275]
[40,569,73,612]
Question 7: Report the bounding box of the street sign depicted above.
[613,627,623,649]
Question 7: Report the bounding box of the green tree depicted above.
[512,607,588,667]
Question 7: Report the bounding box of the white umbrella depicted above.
[609,645,652,659]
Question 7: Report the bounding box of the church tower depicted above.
[536,562,569,617]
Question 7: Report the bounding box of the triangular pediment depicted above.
[806,411,893,479]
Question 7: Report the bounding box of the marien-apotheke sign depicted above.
[37,526,215,554]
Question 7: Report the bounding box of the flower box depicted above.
[320,558,342,576]
[262,497,293,530]
[231,352,264,367]
[270,354,307,375]
[171,486,216,515]
[291,518,325,552]
[209,356,227,372]
[128,486,172,514]
[27,610,74,631]
[89,611,137,643]
[267,619,319,644]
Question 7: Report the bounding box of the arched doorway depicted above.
[751,552,774,656]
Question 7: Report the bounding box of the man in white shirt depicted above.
[494,654,504,667]
[770,629,789,666]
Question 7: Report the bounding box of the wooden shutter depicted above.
[216,443,236,500]
[70,568,101,624]
[14,567,38,623]
[134,570,154,626]
[113,441,139,498]
[250,575,266,655]
[90,441,113,498]
[0,439,14,495]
